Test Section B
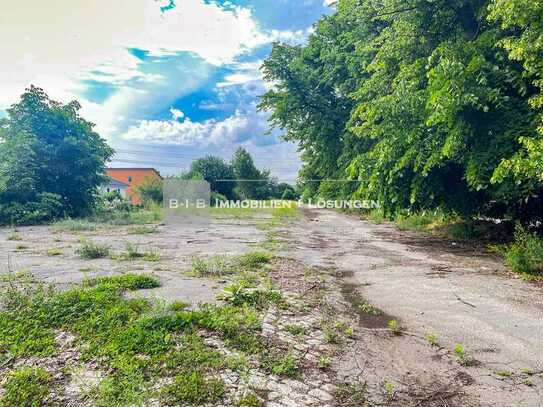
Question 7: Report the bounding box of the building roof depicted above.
[106,168,163,179]
[105,177,130,187]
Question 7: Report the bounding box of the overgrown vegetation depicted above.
[0,87,113,225]
[260,0,543,224]
[0,253,298,405]
[76,240,110,259]
[191,251,272,277]
[0,366,51,406]
[493,225,543,276]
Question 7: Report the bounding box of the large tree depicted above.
[261,0,543,221]
[188,155,236,199]
[0,86,114,223]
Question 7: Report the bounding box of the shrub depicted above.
[0,366,51,406]
[0,193,64,226]
[500,225,543,275]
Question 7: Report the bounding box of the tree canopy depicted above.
[0,86,114,224]
[260,0,543,221]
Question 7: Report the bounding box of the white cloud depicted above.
[0,0,268,109]
[122,107,270,147]
[169,108,185,121]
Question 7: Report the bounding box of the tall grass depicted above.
[495,225,543,276]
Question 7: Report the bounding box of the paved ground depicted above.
[1,208,542,406]
[280,208,543,406]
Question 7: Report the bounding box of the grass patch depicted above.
[15,244,27,251]
[77,240,110,259]
[260,350,299,378]
[237,393,264,407]
[113,242,161,262]
[191,251,272,277]
[53,218,101,232]
[284,324,307,337]
[6,232,22,241]
[358,301,381,316]
[129,226,158,235]
[85,273,161,290]
[46,248,62,256]
[0,366,51,406]
[160,371,225,405]
[334,382,367,406]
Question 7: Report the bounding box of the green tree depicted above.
[231,147,269,199]
[0,86,113,224]
[136,176,163,206]
[261,0,543,222]
[188,155,236,199]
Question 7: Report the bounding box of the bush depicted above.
[0,192,64,226]
[500,225,543,275]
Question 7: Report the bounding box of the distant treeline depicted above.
[260,0,543,223]
[137,149,298,205]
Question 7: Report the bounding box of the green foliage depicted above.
[85,274,161,290]
[0,86,113,225]
[0,366,51,407]
[260,350,299,377]
[232,147,271,199]
[135,176,163,206]
[160,371,225,405]
[497,225,543,274]
[76,240,110,259]
[260,0,543,223]
[188,155,236,199]
[284,324,307,336]
[237,393,264,407]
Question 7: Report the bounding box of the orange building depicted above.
[106,168,162,205]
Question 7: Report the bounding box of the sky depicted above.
[0,0,334,181]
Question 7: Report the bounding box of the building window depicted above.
[128,176,132,183]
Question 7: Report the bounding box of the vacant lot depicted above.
[0,207,541,406]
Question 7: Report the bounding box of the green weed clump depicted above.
[0,366,51,406]
[115,242,160,262]
[191,251,272,277]
[76,240,110,259]
[160,371,225,405]
[85,273,160,290]
[496,225,543,275]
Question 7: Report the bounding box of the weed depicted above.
[345,326,355,338]
[191,255,232,277]
[7,232,22,241]
[225,352,250,372]
[387,319,400,334]
[236,392,263,407]
[426,333,439,346]
[334,382,366,406]
[260,351,299,378]
[15,244,27,251]
[358,301,381,316]
[0,366,51,406]
[523,379,534,387]
[160,371,225,405]
[53,218,99,232]
[77,240,110,259]
[46,248,62,256]
[323,325,340,344]
[495,225,543,275]
[284,324,307,337]
[497,370,512,377]
[318,356,331,370]
[129,226,157,235]
[521,368,534,375]
[383,379,395,400]
[169,300,190,311]
[236,251,272,269]
[86,273,160,290]
[454,344,470,366]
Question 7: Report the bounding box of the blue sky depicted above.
[0,0,333,180]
